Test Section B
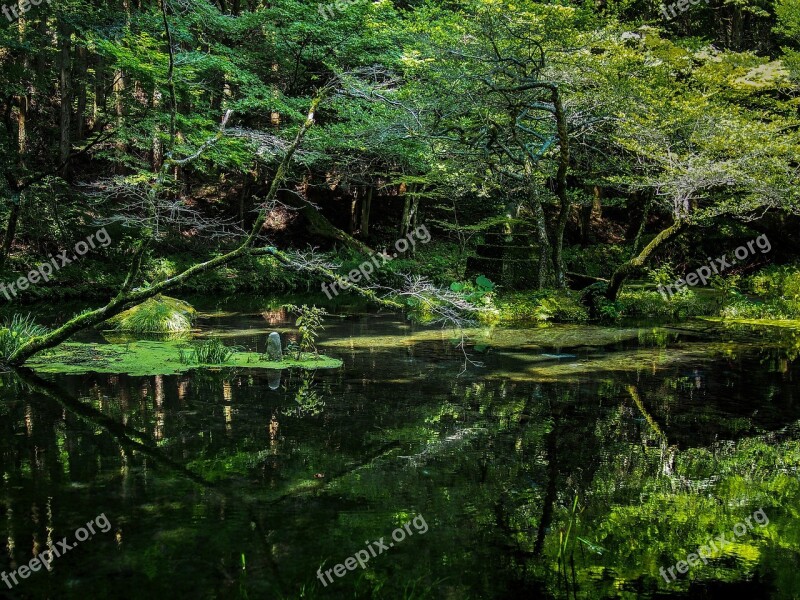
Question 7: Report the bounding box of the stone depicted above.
[266,332,283,361]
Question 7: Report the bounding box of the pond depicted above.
[1,296,799,599]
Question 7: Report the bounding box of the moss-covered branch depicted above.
[605,219,685,301]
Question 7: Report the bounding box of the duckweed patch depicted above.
[28,340,342,375]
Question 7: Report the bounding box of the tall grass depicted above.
[178,338,239,365]
[0,314,49,363]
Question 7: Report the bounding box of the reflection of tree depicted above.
[282,370,325,418]
[2,342,800,598]
[9,367,291,592]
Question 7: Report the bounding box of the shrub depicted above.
[617,288,712,320]
[495,290,589,324]
[285,304,327,360]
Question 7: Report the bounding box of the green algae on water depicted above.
[27,340,342,376]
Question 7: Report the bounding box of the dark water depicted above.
[1,299,800,599]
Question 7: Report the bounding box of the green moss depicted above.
[105,295,197,333]
[701,316,800,328]
[27,340,342,376]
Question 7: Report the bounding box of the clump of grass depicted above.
[0,314,49,363]
[178,338,240,365]
[106,295,196,333]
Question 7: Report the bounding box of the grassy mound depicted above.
[105,295,197,333]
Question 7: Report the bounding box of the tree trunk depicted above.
[151,87,163,172]
[58,21,72,178]
[549,85,570,289]
[93,55,105,129]
[360,186,372,238]
[399,185,412,238]
[2,14,28,269]
[113,68,126,172]
[605,219,684,301]
[530,196,551,290]
[1,197,21,267]
[409,196,419,257]
[76,46,87,141]
[631,193,652,256]
[349,194,358,234]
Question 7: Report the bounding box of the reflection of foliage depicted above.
[187,449,271,482]
[283,371,325,418]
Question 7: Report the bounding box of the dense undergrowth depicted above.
[1,235,799,328]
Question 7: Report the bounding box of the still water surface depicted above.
[1,298,799,598]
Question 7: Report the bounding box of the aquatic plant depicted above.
[188,338,240,365]
[0,314,48,363]
[285,304,328,360]
[105,295,196,333]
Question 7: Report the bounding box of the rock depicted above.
[266,332,283,361]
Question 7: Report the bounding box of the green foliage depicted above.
[495,291,590,324]
[566,245,628,279]
[285,304,327,360]
[617,288,713,320]
[283,371,325,418]
[450,274,495,297]
[748,264,800,302]
[446,275,499,324]
[647,263,679,288]
[0,314,48,363]
[719,265,800,319]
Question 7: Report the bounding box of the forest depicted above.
[0,0,800,598]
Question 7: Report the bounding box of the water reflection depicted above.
[0,312,799,598]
